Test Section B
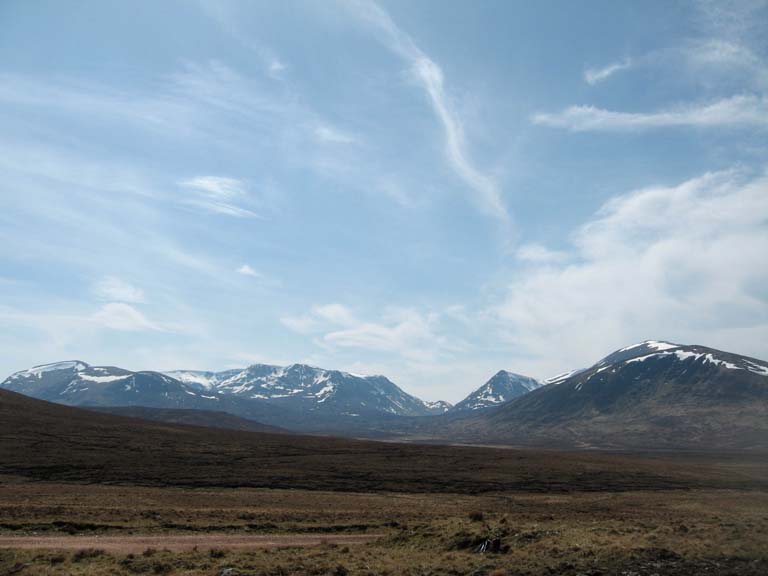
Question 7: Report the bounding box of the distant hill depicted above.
[450,370,540,412]
[439,341,768,450]
[2,387,765,493]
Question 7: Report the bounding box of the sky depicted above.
[1,0,767,403]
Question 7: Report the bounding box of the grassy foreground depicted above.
[1,478,767,576]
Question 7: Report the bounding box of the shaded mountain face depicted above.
[167,364,444,417]
[453,341,768,450]
[451,370,540,412]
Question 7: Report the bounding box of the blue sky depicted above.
[1,0,766,402]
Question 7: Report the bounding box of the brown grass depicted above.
[1,479,767,575]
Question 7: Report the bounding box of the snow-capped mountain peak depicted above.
[451,370,541,412]
[590,340,768,379]
[424,400,452,413]
[551,340,768,396]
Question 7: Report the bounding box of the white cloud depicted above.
[282,303,462,362]
[93,276,145,303]
[278,302,495,402]
[344,0,508,221]
[532,94,768,131]
[91,303,163,332]
[237,264,261,278]
[180,176,246,199]
[268,59,286,77]
[584,58,632,85]
[323,312,436,358]
[179,175,261,218]
[492,169,768,378]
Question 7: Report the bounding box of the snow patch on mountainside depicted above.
[79,374,130,383]
[545,368,585,385]
[622,349,765,375]
[8,361,88,380]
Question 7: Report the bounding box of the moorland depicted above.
[1,389,768,575]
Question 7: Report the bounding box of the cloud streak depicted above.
[344,0,508,221]
[584,58,632,85]
[533,94,768,131]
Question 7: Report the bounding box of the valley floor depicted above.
[1,477,767,575]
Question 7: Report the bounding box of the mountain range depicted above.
[166,364,451,416]
[2,340,767,449]
[0,359,480,435]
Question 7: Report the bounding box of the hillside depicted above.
[90,406,288,434]
[3,388,767,493]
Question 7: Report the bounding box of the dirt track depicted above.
[0,534,382,552]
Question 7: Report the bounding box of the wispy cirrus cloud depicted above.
[91,302,165,332]
[584,57,632,85]
[179,175,261,218]
[236,264,261,278]
[198,0,288,79]
[532,94,768,131]
[282,303,462,362]
[343,0,508,221]
[681,39,768,90]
